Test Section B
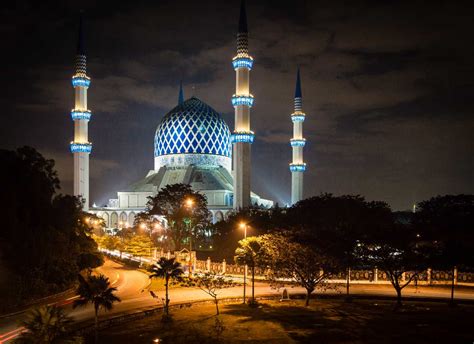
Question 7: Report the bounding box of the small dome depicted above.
[154,97,231,158]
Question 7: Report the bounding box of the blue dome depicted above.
[154,97,231,158]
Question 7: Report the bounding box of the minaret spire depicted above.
[238,0,248,33]
[70,13,92,210]
[178,81,184,105]
[76,13,86,56]
[290,68,306,205]
[231,0,254,209]
[295,67,302,98]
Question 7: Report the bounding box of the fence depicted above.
[121,248,474,287]
[191,258,474,286]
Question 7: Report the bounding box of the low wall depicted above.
[194,258,474,286]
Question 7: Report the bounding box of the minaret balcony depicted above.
[290,163,306,172]
[232,94,254,107]
[70,142,92,153]
[72,75,91,88]
[71,109,92,121]
[232,56,254,70]
[290,139,306,147]
[230,131,255,144]
[291,112,306,122]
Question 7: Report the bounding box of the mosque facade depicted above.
[71,2,307,229]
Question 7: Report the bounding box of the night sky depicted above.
[1,0,473,210]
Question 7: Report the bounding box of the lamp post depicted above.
[239,222,248,304]
[185,198,194,276]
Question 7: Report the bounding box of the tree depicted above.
[211,206,284,261]
[149,257,184,317]
[188,272,235,315]
[145,184,211,250]
[234,236,267,305]
[262,233,335,306]
[286,195,392,300]
[124,234,154,260]
[14,305,72,343]
[414,195,474,305]
[103,235,120,251]
[73,274,121,343]
[359,223,434,307]
[0,147,103,304]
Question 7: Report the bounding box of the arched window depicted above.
[120,212,127,223]
[128,212,136,227]
[215,211,223,223]
[111,212,118,228]
[101,213,109,228]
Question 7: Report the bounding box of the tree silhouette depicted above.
[234,236,266,305]
[14,305,72,343]
[149,257,184,317]
[262,233,335,306]
[187,272,235,315]
[414,195,474,305]
[145,184,211,250]
[73,274,121,343]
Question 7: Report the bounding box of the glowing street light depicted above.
[185,198,194,208]
[184,197,194,276]
[239,222,248,304]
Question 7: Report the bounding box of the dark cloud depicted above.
[1,0,473,210]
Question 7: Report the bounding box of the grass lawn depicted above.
[91,299,474,343]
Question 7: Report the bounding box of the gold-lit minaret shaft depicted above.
[70,15,92,210]
[231,0,254,209]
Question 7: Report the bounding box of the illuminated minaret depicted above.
[231,0,254,209]
[178,81,184,105]
[290,68,306,205]
[70,15,92,210]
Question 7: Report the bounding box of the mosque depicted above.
[69,2,307,229]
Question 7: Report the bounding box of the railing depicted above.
[102,249,474,286]
[192,258,474,286]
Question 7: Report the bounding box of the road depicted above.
[0,260,149,343]
[1,259,473,343]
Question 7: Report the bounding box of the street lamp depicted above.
[185,198,194,208]
[184,198,194,276]
[239,222,248,304]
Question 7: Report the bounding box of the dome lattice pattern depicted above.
[154,97,231,158]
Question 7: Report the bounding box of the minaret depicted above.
[70,14,92,210]
[178,81,184,105]
[290,68,306,204]
[231,0,254,209]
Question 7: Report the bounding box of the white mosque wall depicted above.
[200,190,233,207]
[117,191,153,208]
[91,207,232,229]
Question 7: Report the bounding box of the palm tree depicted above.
[14,305,72,344]
[73,274,121,343]
[149,257,183,316]
[235,237,265,305]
